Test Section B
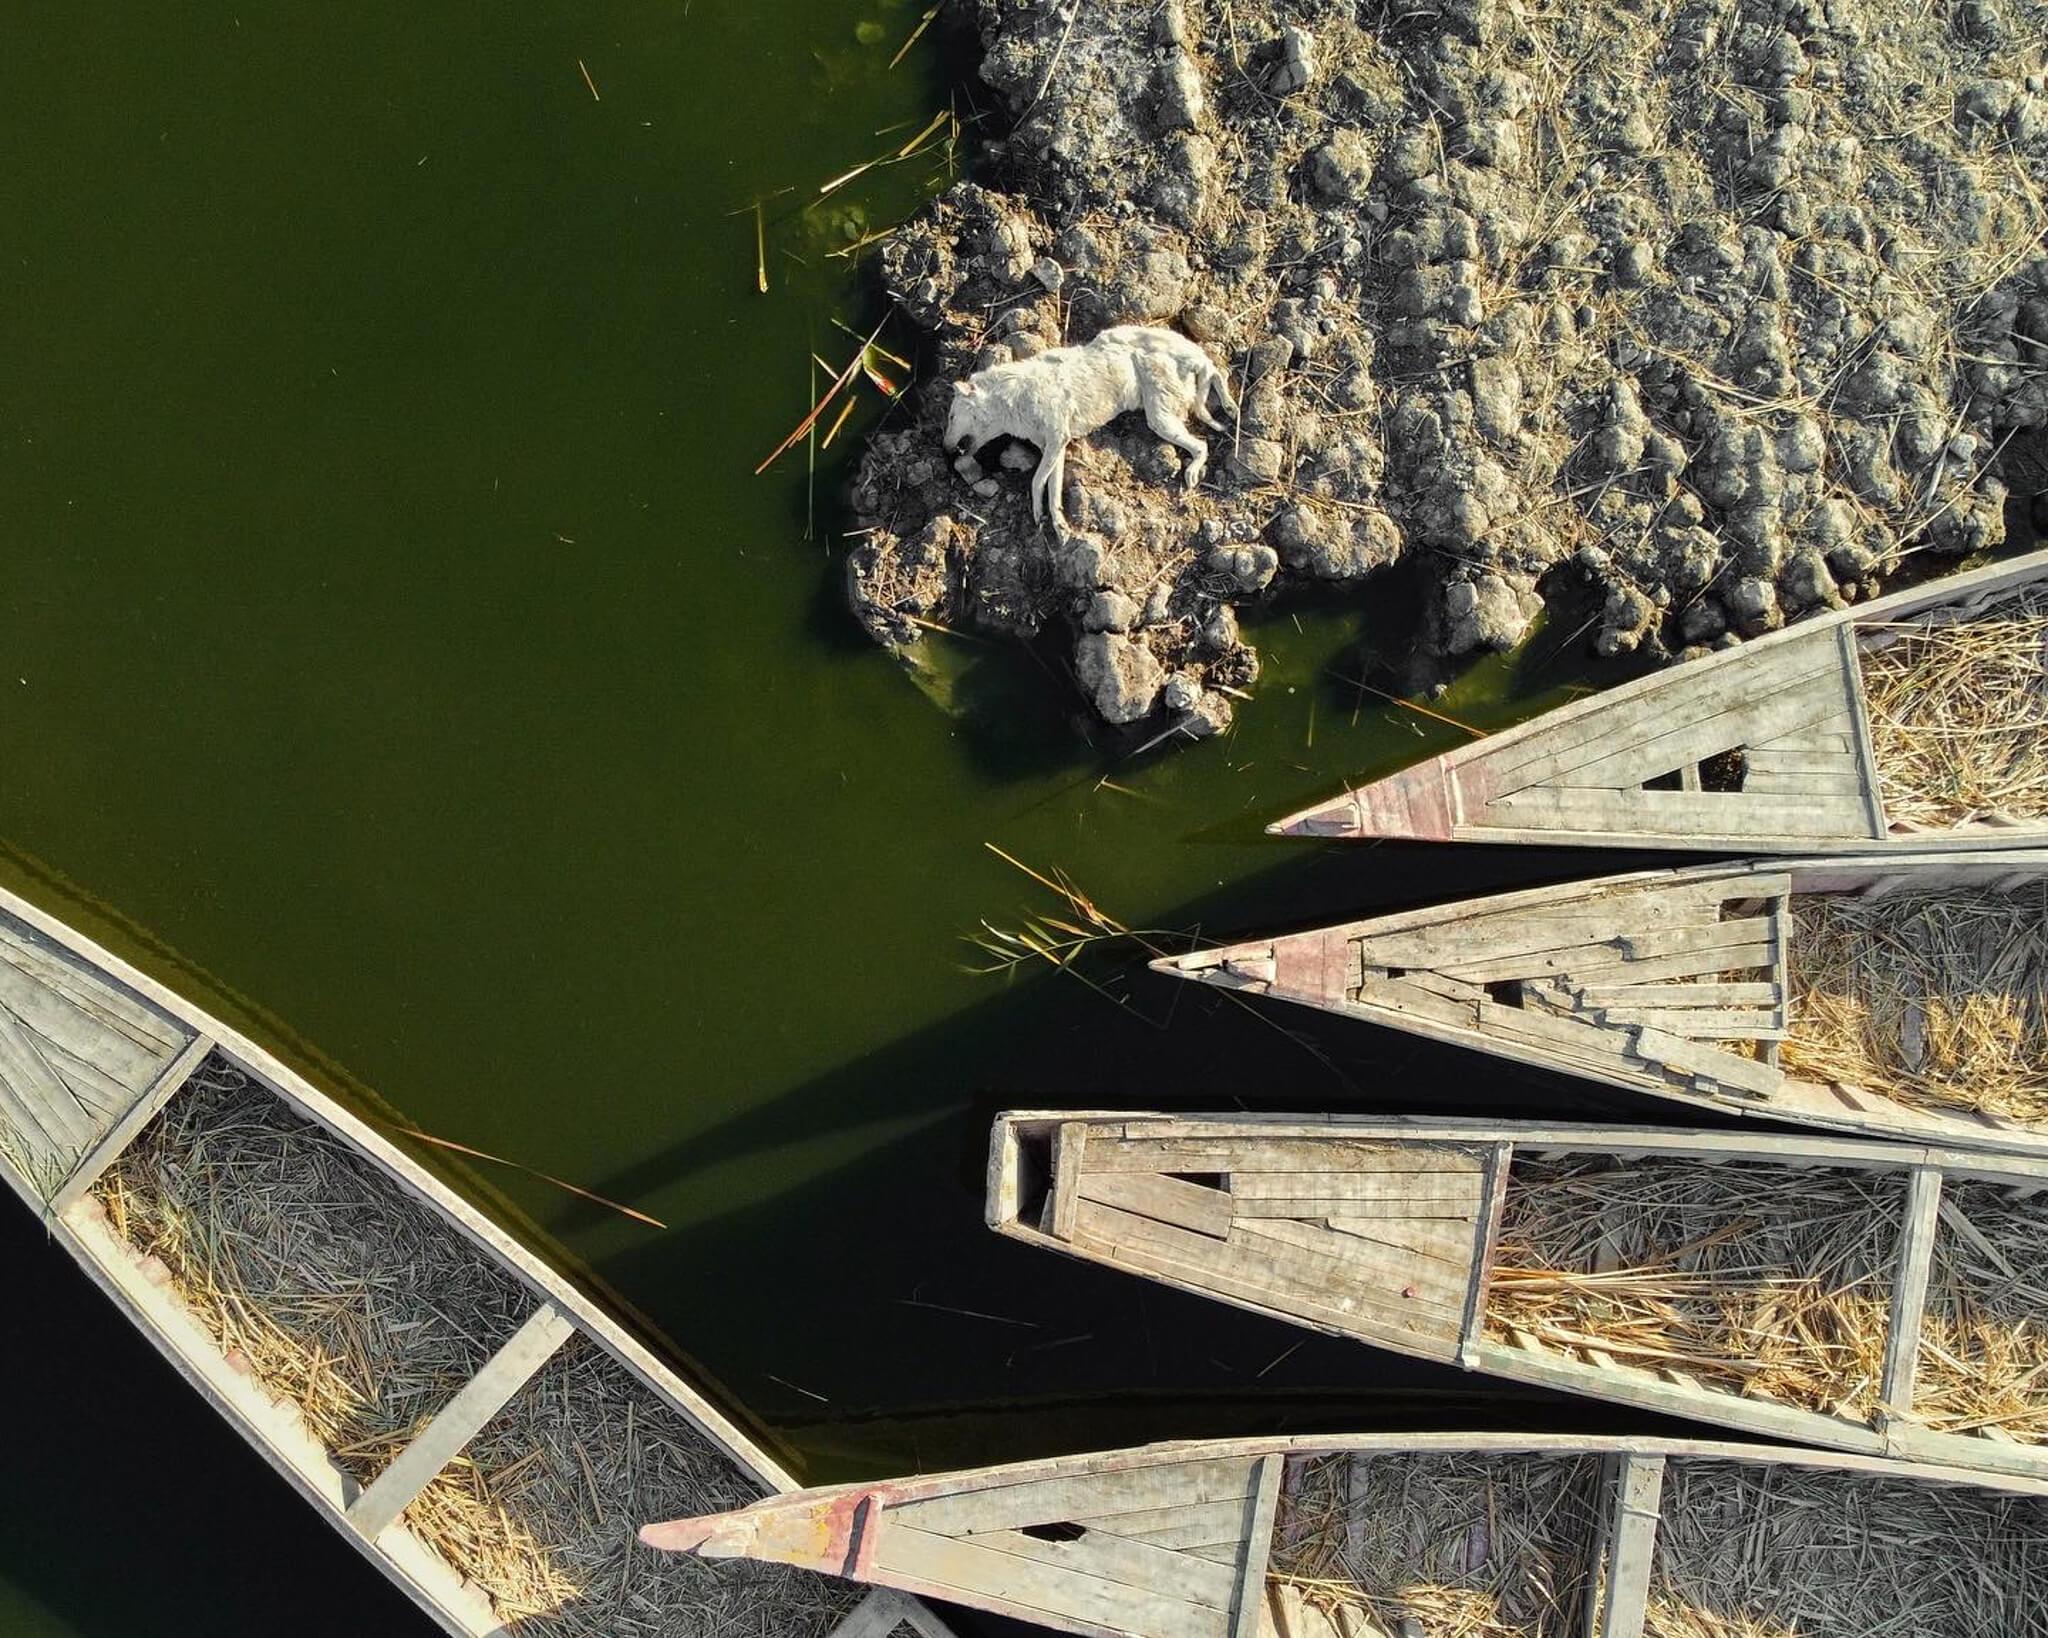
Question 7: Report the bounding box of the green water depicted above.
[0,6,1647,1634]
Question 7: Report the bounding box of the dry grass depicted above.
[1270,1450,1602,1636]
[1484,1157,1900,1420]
[1914,1180,2048,1445]
[1862,584,2048,829]
[95,1058,858,1637]
[1782,884,2048,1125]
[1646,1458,2046,1637]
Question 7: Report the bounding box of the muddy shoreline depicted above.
[844,0,2048,739]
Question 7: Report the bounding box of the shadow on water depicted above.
[574,838,1757,1489]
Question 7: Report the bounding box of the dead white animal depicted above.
[943,324,1240,529]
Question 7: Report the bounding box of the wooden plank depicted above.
[0,1000,96,1152]
[0,956,170,1093]
[1049,1122,1085,1242]
[949,1525,1240,1610]
[891,1458,1256,1538]
[1628,1027,1780,1097]
[1743,749,1863,776]
[1228,1456,1283,1638]
[1233,1196,1475,1221]
[1077,1171,1233,1240]
[1483,785,1871,839]
[1591,1008,1783,1039]
[1880,1166,1943,1428]
[1458,1144,1512,1366]
[1087,1498,1253,1551]
[0,918,186,1055]
[1554,941,1778,990]
[1596,1454,1666,1638]
[1232,1169,1482,1204]
[1325,1215,1478,1264]
[1231,1217,1471,1323]
[1750,717,1853,754]
[1081,1137,1483,1174]
[874,1523,1229,1638]
[347,1301,578,1540]
[1615,917,1775,964]
[1838,624,1889,839]
[1574,982,1779,1008]
[50,1032,214,1213]
[1357,884,1732,971]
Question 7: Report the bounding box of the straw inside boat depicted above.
[1270,1450,1601,1636]
[95,1057,857,1636]
[1859,582,2048,828]
[1782,883,2048,1125]
[1912,1179,2048,1445]
[1483,1156,1899,1419]
[1646,1457,2045,1637]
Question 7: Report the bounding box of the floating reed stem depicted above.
[1782,884,2048,1124]
[1484,1157,1899,1419]
[1271,1450,1602,1637]
[1861,583,2048,828]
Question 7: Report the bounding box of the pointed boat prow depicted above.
[639,1488,870,1573]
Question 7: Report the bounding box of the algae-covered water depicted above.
[0,5,1646,1634]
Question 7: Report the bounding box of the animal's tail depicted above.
[1205,361,1242,421]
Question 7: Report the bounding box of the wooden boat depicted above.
[987,1111,2048,1485]
[0,878,952,1638]
[1271,546,2048,851]
[640,1429,2048,1638]
[1154,849,2048,1161]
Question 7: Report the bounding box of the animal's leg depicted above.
[1045,441,1071,532]
[1144,407,1210,491]
[1191,387,1225,433]
[1028,443,1053,524]
[1206,364,1242,423]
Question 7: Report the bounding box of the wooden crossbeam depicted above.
[49,1033,215,1212]
[1227,1455,1283,1638]
[1595,1453,1667,1638]
[347,1301,577,1540]
[1880,1166,1944,1433]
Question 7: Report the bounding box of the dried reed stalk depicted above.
[1782,884,2048,1124]
[1647,1459,2045,1637]
[1861,584,2048,828]
[1484,1157,1899,1419]
[95,1060,857,1636]
[1271,1450,1601,1637]
[1913,1180,2048,1444]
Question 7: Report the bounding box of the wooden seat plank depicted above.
[0,918,187,1055]
[1232,1169,1483,1203]
[0,959,170,1095]
[1076,1171,1233,1240]
[1485,785,1873,839]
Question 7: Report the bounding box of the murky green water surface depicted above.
[0,5,1659,1634]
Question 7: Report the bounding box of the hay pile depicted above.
[1484,1157,1899,1419]
[1647,1458,2045,1637]
[1862,585,2048,829]
[1270,1450,1601,1636]
[403,1334,860,1638]
[1782,884,2048,1125]
[1913,1180,2048,1445]
[96,1058,858,1637]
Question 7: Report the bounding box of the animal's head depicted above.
[943,378,992,455]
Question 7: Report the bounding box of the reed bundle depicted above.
[1782,884,2048,1124]
[1646,1459,2044,1636]
[1271,1450,1601,1636]
[1484,1157,1899,1419]
[1861,584,2048,828]
[1912,1180,2048,1444]
[96,1061,856,1636]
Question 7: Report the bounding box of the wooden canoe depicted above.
[640,1429,2048,1638]
[0,878,952,1638]
[1154,849,2048,1161]
[1271,546,2048,851]
[987,1111,2048,1485]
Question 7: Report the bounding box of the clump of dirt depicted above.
[846,0,2048,738]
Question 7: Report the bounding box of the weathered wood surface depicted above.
[1155,850,2048,1162]
[640,1429,2048,1638]
[989,1111,2048,1483]
[0,907,199,1199]
[1271,546,2048,851]
[0,880,959,1638]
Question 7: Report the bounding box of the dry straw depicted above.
[1484,1156,1899,1420]
[1861,583,2048,829]
[1646,1458,2044,1637]
[97,1059,857,1637]
[1913,1179,2048,1443]
[1270,1450,1602,1636]
[1782,883,2048,1125]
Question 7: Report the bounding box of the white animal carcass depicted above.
[942,324,1241,530]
